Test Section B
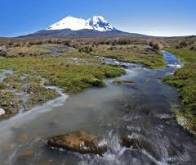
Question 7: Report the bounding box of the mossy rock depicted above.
[47,131,107,155]
[113,79,134,85]
[113,79,122,84]
[82,77,106,87]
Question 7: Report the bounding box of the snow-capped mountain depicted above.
[21,15,148,38]
[47,16,115,32]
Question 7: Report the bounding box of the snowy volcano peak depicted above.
[47,16,91,31]
[47,16,115,32]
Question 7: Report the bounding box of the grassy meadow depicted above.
[91,44,166,69]
[0,38,165,119]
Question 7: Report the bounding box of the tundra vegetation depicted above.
[90,44,165,69]
[164,36,196,134]
[0,37,165,120]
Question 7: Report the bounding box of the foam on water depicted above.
[78,132,170,165]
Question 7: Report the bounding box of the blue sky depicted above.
[0,0,196,37]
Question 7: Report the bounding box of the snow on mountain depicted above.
[88,16,115,31]
[47,16,115,32]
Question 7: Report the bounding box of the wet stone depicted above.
[17,133,28,144]
[121,135,159,160]
[120,64,129,69]
[47,131,107,155]
[18,150,35,160]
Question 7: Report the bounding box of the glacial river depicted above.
[0,51,196,165]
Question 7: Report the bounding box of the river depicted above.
[0,51,195,165]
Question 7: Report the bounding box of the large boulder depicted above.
[47,131,106,155]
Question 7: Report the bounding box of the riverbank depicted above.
[164,37,196,134]
[0,50,125,120]
[91,44,166,69]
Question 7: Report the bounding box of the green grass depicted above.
[91,44,166,69]
[0,90,18,119]
[7,45,50,57]
[164,47,196,134]
[113,79,123,84]
[0,56,125,93]
[25,83,60,109]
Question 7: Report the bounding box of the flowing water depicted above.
[0,51,196,165]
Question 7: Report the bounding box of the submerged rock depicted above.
[120,64,129,69]
[121,135,159,159]
[47,131,106,155]
[18,150,35,160]
[17,133,28,144]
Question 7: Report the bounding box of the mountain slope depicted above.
[25,29,147,38]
